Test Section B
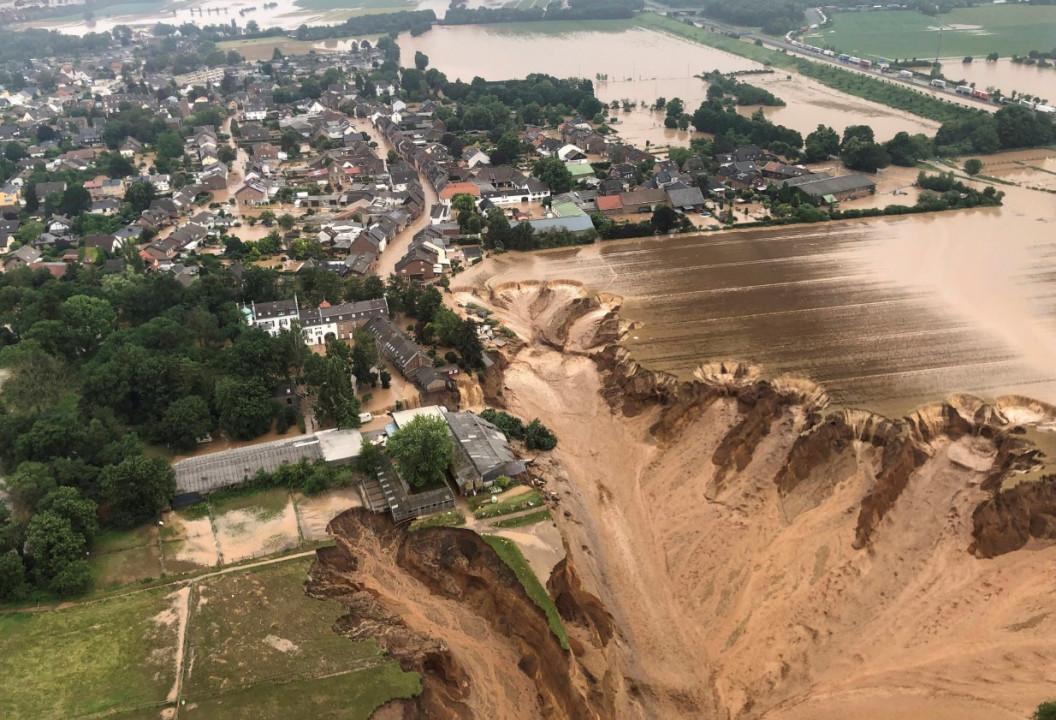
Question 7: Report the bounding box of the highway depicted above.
[645,4,1001,114]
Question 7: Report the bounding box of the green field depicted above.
[0,588,181,718]
[0,558,420,719]
[183,560,419,716]
[804,6,1056,59]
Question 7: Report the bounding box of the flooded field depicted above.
[461,152,1056,416]
[399,24,941,144]
[941,57,1056,102]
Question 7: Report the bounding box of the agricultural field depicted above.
[0,587,182,719]
[804,5,1056,59]
[0,559,420,719]
[182,560,419,718]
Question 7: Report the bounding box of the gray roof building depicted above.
[443,410,526,493]
[173,428,363,494]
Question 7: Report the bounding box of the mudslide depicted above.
[312,280,1056,719]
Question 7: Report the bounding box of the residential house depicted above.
[364,315,430,377]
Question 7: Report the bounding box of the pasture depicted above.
[805,6,1056,59]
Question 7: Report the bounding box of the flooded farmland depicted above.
[461,152,1056,416]
[941,57,1056,102]
[398,24,941,143]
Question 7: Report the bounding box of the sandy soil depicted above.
[467,281,1056,719]
[213,499,301,564]
[294,487,364,542]
[491,518,566,582]
[161,513,220,572]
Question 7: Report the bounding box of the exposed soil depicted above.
[435,280,1056,719]
[305,509,611,719]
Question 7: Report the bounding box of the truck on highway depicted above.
[930,79,947,89]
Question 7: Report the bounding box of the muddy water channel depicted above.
[398,24,940,144]
[462,154,1056,415]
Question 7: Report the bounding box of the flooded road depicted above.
[399,24,941,144]
[941,57,1056,102]
[461,153,1056,416]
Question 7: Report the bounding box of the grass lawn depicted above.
[473,488,544,520]
[184,559,417,705]
[410,509,466,530]
[0,588,180,719]
[181,665,420,719]
[491,508,552,529]
[636,13,793,67]
[483,535,569,650]
[804,6,1056,59]
[90,525,164,588]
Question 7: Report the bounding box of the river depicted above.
[459,151,1056,416]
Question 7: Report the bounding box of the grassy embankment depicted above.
[483,535,569,650]
[471,488,545,520]
[803,5,1056,59]
[492,508,552,528]
[0,559,420,719]
[636,13,980,125]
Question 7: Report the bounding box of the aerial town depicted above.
[0,1,1055,719]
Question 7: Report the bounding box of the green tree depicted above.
[532,157,574,194]
[61,295,116,356]
[24,511,86,592]
[124,180,157,213]
[963,158,983,176]
[6,461,56,513]
[215,376,276,440]
[100,454,176,528]
[386,414,453,489]
[414,50,429,70]
[0,550,26,600]
[278,213,296,230]
[651,205,679,234]
[492,131,522,165]
[38,487,98,543]
[884,131,932,167]
[524,418,557,450]
[840,137,890,173]
[158,396,213,451]
[304,352,361,428]
[1034,701,1056,720]
[155,130,184,159]
[351,328,378,386]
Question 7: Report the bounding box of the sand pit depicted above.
[294,487,364,542]
[212,490,301,564]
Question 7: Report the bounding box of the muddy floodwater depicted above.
[941,57,1056,102]
[398,24,941,144]
[462,153,1056,416]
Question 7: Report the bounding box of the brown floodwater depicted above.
[461,152,1056,416]
[940,57,1056,102]
[398,25,940,144]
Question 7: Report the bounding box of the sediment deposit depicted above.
[311,280,1056,719]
